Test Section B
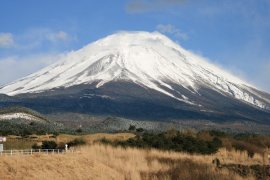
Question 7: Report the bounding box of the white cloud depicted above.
[21,28,75,48]
[0,53,64,86]
[156,24,188,40]
[0,28,75,51]
[0,28,76,86]
[46,31,71,42]
[0,33,15,48]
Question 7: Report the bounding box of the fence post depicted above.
[2,148,70,156]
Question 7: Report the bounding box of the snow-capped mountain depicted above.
[0,31,269,122]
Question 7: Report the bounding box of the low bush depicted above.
[128,125,136,131]
[75,128,83,133]
[67,138,86,147]
[41,141,57,149]
[32,143,41,149]
[101,131,222,155]
[136,128,144,132]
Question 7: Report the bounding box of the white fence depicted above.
[0,149,75,156]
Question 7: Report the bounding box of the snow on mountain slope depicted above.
[0,31,269,109]
[0,112,44,122]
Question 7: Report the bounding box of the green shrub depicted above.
[76,128,83,133]
[209,130,227,137]
[136,128,144,132]
[32,143,41,149]
[67,138,86,147]
[41,141,57,149]
[128,125,136,131]
[102,131,222,155]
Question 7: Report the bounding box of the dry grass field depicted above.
[0,144,255,180]
[56,133,136,144]
[1,132,270,180]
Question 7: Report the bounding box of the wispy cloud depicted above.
[16,28,76,50]
[46,31,71,42]
[126,0,187,13]
[0,33,15,48]
[0,53,64,86]
[156,24,188,40]
[0,28,76,51]
[0,28,76,85]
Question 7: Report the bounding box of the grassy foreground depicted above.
[0,144,252,180]
[1,132,270,179]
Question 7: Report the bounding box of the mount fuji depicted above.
[0,31,270,125]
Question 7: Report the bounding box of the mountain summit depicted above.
[0,31,270,123]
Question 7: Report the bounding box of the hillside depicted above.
[0,107,63,135]
[0,106,48,122]
[48,113,270,134]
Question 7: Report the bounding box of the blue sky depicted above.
[0,0,270,91]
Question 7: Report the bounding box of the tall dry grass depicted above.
[215,148,270,165]
[0,144,253,180]
[56,133,135,144]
